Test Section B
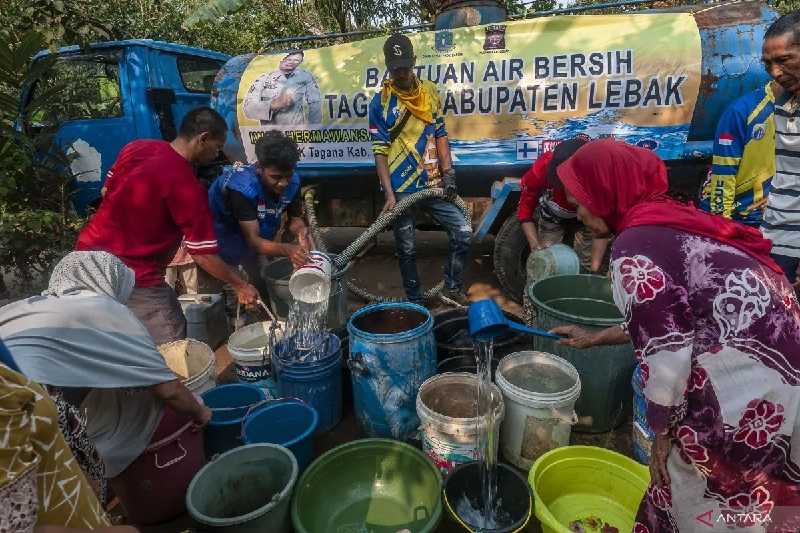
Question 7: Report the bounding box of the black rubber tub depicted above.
[443,461,532,532]
[433,308,530,363]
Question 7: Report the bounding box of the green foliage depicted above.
[0,31,83,293]
[181,0,429,49]
[182,0,251,30]
[183,1,310,54]
[0,0,311,56]
[774,0,800,14]
[511,0,555,16]
[0,0,111,48]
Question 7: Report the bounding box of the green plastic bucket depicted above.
[292,439,443,533]
[529,446,649,533]
[527,275,635,433]
[186,443,298,532]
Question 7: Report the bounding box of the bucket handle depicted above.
[413,505,429,523]
[239,396,310,442]
[347,352,369,377]
[145,421,194,453]
[234,299,284,334]
[154,440,187,469]
[550,408,579,425]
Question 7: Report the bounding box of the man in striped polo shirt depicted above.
[762,13,800,284]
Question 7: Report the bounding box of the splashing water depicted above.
[283,294,328,362]
[453,338,513,530]
[456,494,504,530]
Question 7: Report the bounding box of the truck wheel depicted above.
[493,216,529,303]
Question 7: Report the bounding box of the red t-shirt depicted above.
[76,140,218,288]
[516,151,576,222]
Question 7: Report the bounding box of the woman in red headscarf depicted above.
[554,140,800,532]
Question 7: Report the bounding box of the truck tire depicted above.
[493,216,529,303]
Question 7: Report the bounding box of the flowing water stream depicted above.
[476,339,497,526]
[454,339,512,531]
[283,285,329,361]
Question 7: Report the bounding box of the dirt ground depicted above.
[134,227,635,533]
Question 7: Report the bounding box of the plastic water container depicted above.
[262,256,351,330]
[528,275,635,433]
[272,333,343,433]
[243,399,319,473]
[201,383,266,457]
[433,307,529,363]
[227,320,284,386]
[112,410,205,525]
[291,439,442,533]
[158,339,216,395]
[347,302,437,441]
[526,243,580,286]
[416,373,504,475]
[178,293,229,349]
[288,251,332,304]
[530,446,649,533]
[186,443,298,533]
[496,351,581,470]
[443,462,532,532]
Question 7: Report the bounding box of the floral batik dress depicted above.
[610,226,800,533]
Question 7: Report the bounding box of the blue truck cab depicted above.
[19,40,230,213]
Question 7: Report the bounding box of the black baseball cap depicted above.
[546,137,590,187]
[383,34,415,70]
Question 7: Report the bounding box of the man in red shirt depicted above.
[77,107,258,345]
[517,137,610,273]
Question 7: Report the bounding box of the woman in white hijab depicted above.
[0,251,211,516]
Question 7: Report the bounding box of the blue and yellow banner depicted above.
[236,13,701,167]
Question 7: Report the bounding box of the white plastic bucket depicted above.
[158,339,216,395]
[496,351,581,470]
[227,320,284,383]
[416,372,505,475]
[288,251,332,304]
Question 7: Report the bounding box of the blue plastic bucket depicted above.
[632,364,655,465]
[272,333,342,433]
[201,383,266,456]
[347,302,437,441]
[243,400,319,473]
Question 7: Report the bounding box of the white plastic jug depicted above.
[288,251,332,304]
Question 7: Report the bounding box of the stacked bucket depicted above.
[272,332,343,434]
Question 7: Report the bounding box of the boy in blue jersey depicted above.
[369,34,471,305]
[699,81,776,226]
[208,132,311,301]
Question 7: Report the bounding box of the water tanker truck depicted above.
[210,0,779,301]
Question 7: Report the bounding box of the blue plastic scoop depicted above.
[468,298,561,341]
